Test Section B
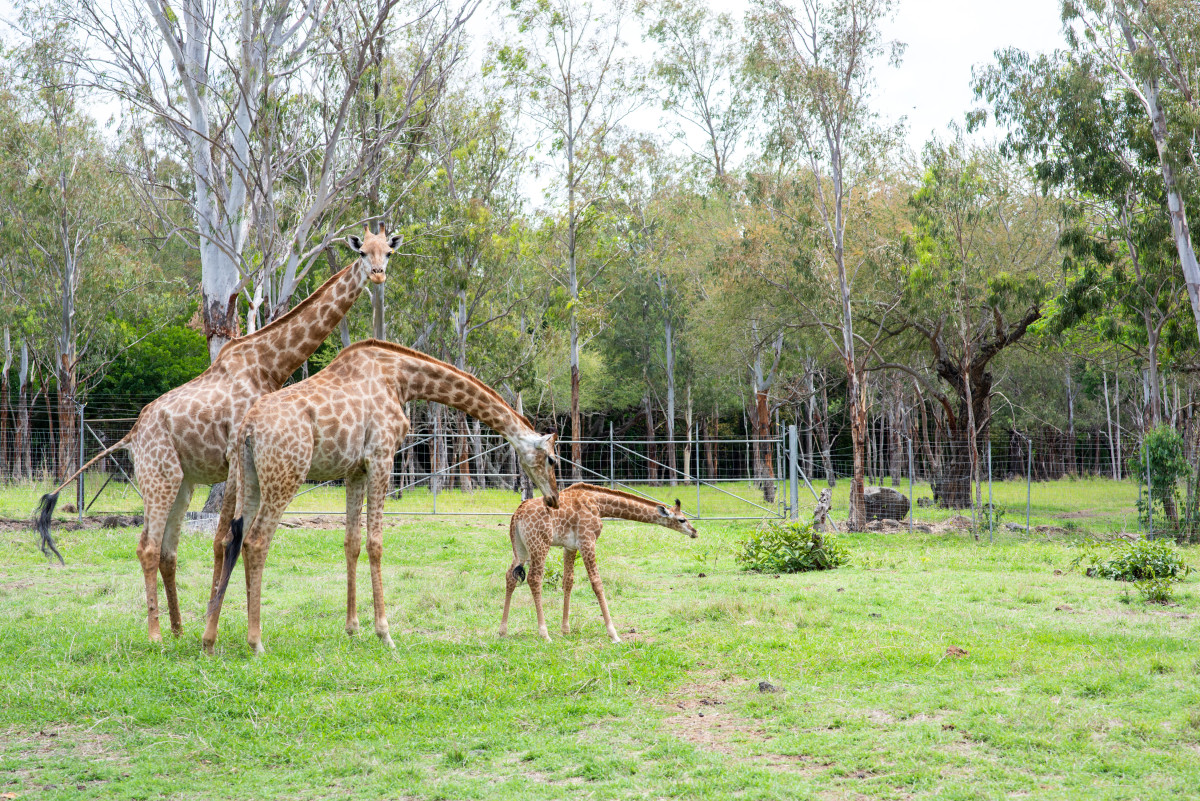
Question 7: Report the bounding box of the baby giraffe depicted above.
[500,483,698,644]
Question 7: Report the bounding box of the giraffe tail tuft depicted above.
[208,517,245,618]
[512,563,526,583]
[34,491,64,565]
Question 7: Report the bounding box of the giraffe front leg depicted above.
[581,544,620,644]
[343,475,367,637]
[528,555,550,641]
[561,549,576,636]
[366,462,394,648]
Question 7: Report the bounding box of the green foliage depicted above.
[93,319,208,399]
[736,521,849,574]
[1073,536,1191,586]
[1128,426,1190,532]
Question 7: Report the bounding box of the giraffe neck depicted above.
[232,258,368,386]
[571,486,666,524]
[373,343,532,440]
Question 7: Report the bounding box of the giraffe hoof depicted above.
[379,634,396,649]
[148,632,163,644]
[498,628,507,638]
[251,642,265,656]
[538,630,551,642]
[201,642,215,656]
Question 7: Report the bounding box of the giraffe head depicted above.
[514,432,560,508]
[346,226,402,285]
[656,499,698,538]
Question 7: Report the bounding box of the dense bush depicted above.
[1073,537,1191,603]
[1127,426,1190,536]
[736,521,850,574]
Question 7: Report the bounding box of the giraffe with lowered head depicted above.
[500,483,697,644]
[35,228,400,644]
[203,340,561,654]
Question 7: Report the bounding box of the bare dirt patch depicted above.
[658,673,828,774]
[0,514,143,533]
[3,724,129,792]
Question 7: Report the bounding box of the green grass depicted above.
[5,472,1144,535]
[2,513,1198,799]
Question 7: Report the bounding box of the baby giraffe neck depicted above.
[588,491,663,524]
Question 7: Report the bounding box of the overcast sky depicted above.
[0,0,1069,161]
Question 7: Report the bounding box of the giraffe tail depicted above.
[33,432,132,565]
[509,516,526,583]
[209,516,244,618]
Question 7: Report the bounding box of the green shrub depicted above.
[1080,537,1190,581]
[1073,537,1190,603]
[1135,577,1178,605]
[1128,426,1190,536]
[736,521,849,574]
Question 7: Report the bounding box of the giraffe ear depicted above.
[656,505,670,517]
[346,235,363,253]
[388,234,403,250]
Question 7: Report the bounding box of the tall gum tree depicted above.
[497,0,642,479]
[746,0,904,529]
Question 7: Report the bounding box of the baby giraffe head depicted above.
[346,225,402,285]
[656,499,698,538]
[514,431,560,508]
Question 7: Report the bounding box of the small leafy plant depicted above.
[1072,537,1191,604]
[736,521,850,574]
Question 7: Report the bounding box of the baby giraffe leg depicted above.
[527,553,550,641]
[365,462,394,648]
[561,549,576,635]
[499,559,520,637]
[581,543,620,644]
[343,475,367,637]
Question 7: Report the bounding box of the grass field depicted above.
[3,472,1147,536]
[2,507,1198,800]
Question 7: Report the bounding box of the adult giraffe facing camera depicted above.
[34,227,400,644]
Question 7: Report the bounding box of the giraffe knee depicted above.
[366,540,383,561]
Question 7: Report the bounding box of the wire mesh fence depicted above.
[3,399,1196,542]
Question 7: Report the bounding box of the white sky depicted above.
[0,0,1069,162]
[872,0,1066,152]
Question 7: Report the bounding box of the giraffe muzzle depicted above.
[368,270,386,284]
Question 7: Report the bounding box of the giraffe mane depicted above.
[337,339,536,430]
[216,259,359,357]
[561,483,674,511]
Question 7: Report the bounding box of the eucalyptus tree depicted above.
[0,13,179,479]
[1063,0,1200,346]
[496,0,642,478]
[888,140,1056,509]
[641,0,754,182]
[976,46,1196,428]
[66,0,476,359]
[744,0,903,529]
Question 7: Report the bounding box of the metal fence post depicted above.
[1026,437,1033,533]
[432,414,439,515]
[907,434,914,535]
[1145,436,1154,540]
[609,422,615,489]
[788,425,799,521]
[694,423,701,517]
[987,440,993,543]
[77,401,85,522]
